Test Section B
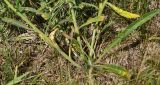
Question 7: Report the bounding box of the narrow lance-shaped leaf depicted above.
[1,17,29,29]
[77,2,98,9]
[15,33,36,41]
[95,64,130,79]
[20,7,50,20]
[6,72,29,85]
[80,16,105,28]
[106,2,140,19]
[106,9,160,54]
[96,9,160,64]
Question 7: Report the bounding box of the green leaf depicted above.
[95,64,130,79]
[157,76,160,85]
[15,33,36,41]
[66,0,76,5]
[107,9,160,53]
[20,7,50,20]
[80,16,105,28]
[106,2,140,18]
[77,2,98,9]
[41,12,50,20]
[1,17,29,29]
[96,9,160,64]
[0,6,6,15]
[6,72,29,85]
[20,7,39,13]
[148,79,155,85]
[0,24,5,32]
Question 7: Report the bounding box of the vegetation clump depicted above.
[0,0,160,84]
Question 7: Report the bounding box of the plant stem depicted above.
[88,67,94,85]
[88,1,109,83]
[89,0,108,59]
[89,29,96,57]
[69,3,86,60]
[4,0,81,68]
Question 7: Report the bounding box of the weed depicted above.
[0,0,160,84]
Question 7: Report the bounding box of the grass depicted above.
[0,0,160,85]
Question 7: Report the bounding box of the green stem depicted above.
[89,29,96,57]
[89,0,108,59]
[69,4,79,34]
[88,67,94,85]
[69,3,86,61]
[4,0,81,68]
[98,0,108,16]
